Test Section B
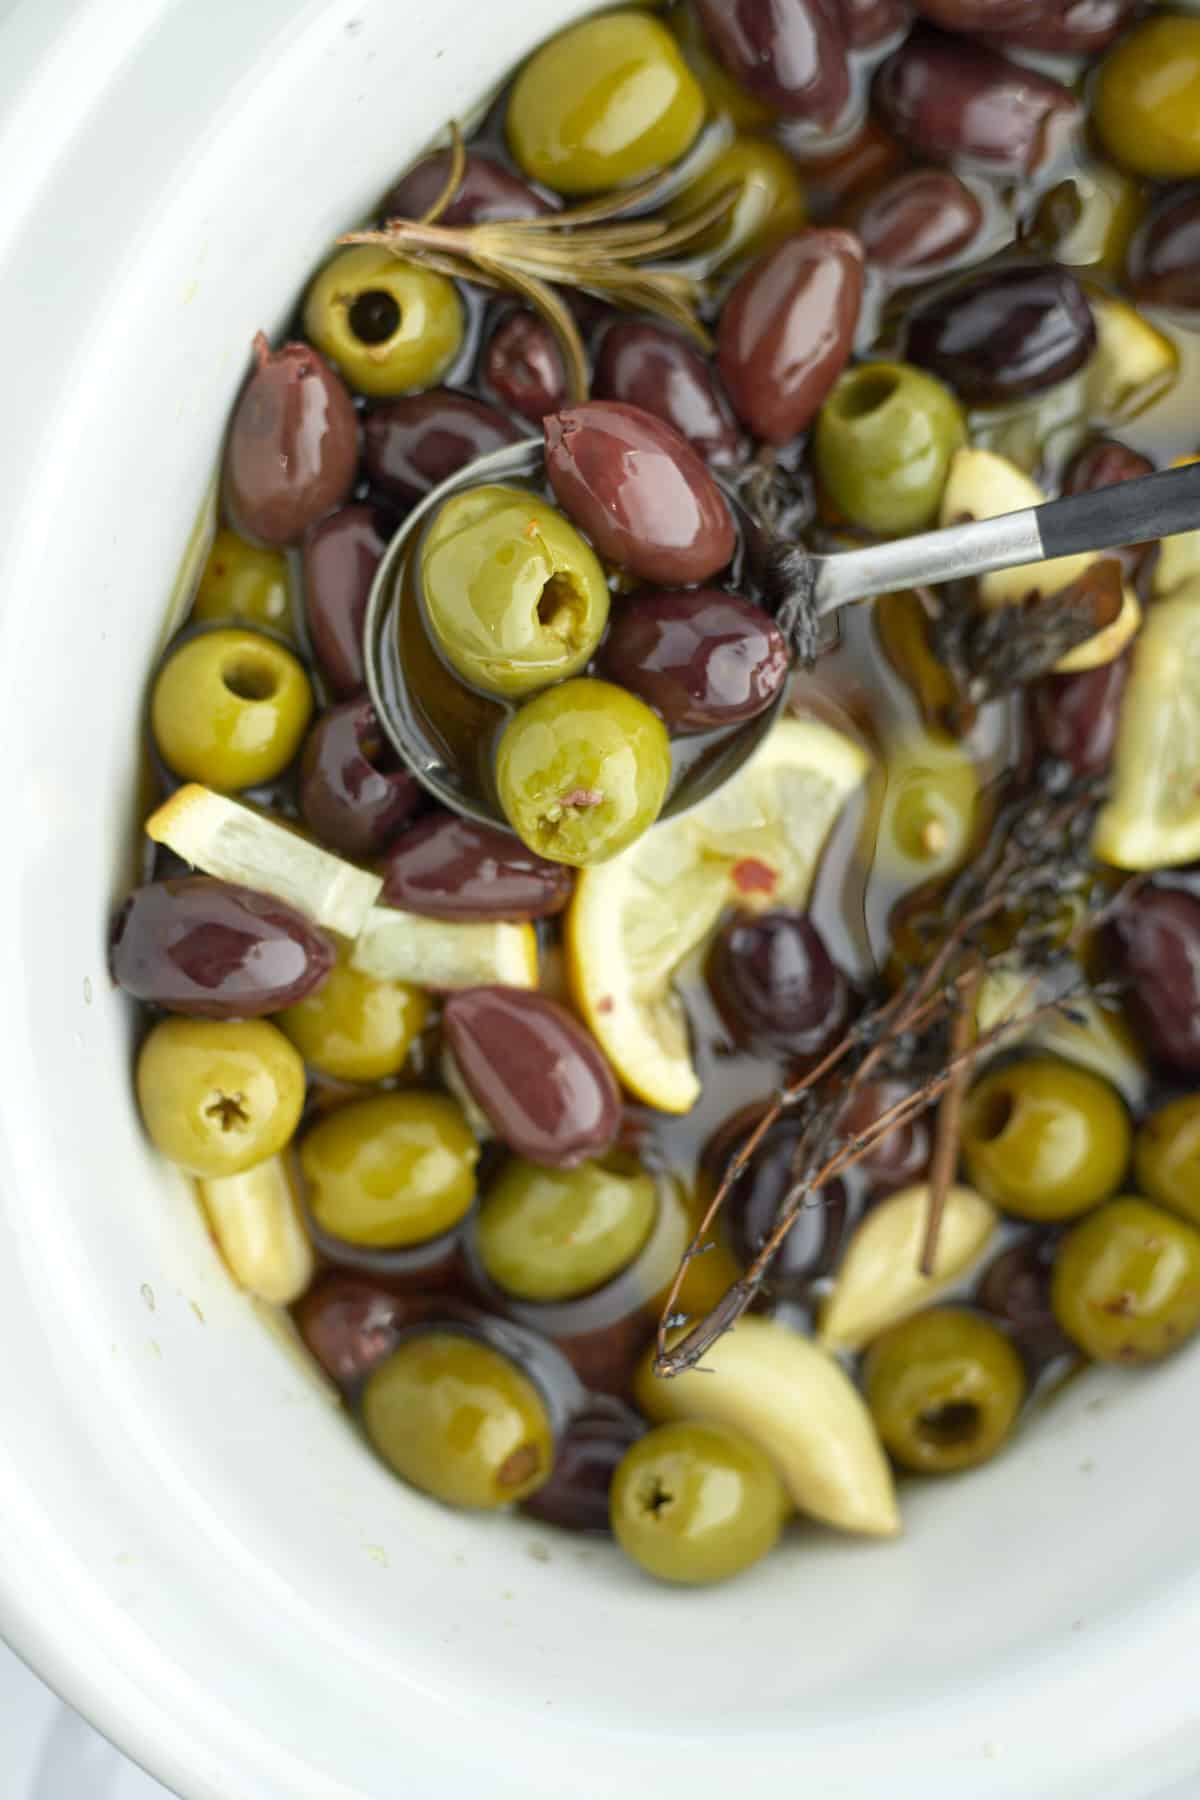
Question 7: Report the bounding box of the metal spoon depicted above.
[363,440,1200,831]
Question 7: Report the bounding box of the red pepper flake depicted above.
[559,787,604,809]
[596,996,615,1014]
[732,857,778,896]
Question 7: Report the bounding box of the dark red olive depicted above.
[874,31,1080,176]
[598,589,789,735]
[442,987,621,1168]
[302,504,388,700]
[294,1277,446,1391]
[1062,439,1155,576]
[837,1078,933,1193]
[912,0,1051,28]
[482,310,567,423]
[543,402,736,585]
[380,151,555,227]
[705,1110,848,1294]
[796,120,908,215]
[1105,888,1200,1076]
[363,390,522,507]
[299,697,423,857]
[906,263,1096,406]
[1129,189,1200,312]
[110,877,334,1017]
[696,0,850,126]
[856,169,984,276]
[1030,654,1129,778]
[592,322,741,464]
[522,1404,644,1534]
[975,1237,1071,1366]
[844,0,910,45]
[223,337,359,548]
[380,813,573,921]
[708,910,849,1055]
[979,0,1134,51]
[717,229,864,444]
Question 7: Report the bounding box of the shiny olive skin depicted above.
[961,1057,1132,1221]
[1095,18,1200,180]
[302,504,389,700]
[295,1275,453,1391]
[442,986,621,1168]
[708,910,849,1056]
[1104,889,1200,1076]
[298,697,422,858]
[151,628,314,791]
[874,31,1080,176]
[363,392,522,508]
[906,264,1097,407]
[278,940,429,1084]
[912,0,1046,28]
[717,230,864,445]
[815,361,966,534]
[482,311,567,424]
[299,1091,479,1248]
[522,1405,644,1534]
[695,0,849,126]
[506,12,705,195]
[610,1420,787,1585]
[1135,1096,1200,1225]
[1052,1198,1200,1363]
[592,323,741,464]
[111,877,334,1018]
[800,120,907,213]
[544,403,736,586]
[1030,654,1129,778]
[856,170,983,277]
[223,339,359,548]
[1129,190,1200,311]
[845,0,910,45]
[597,589,788,735]
[381,151,555,227]
[477,1157,658,1301]
[495,677,671,866]
[667,136,807,269]
[379,813,572,922]
[362,1331,553,1508]
[136,1016,306,1177]
[706,1111,848,1294]
[863,1307,1026,1474]
[975,1236,1071,1366]
[982,0,1134,54]
[838,1078,933,1193]
[193,529,293,637]
[422,485,609,699]
[303,246,464,399]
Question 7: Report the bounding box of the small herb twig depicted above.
[919,961,980,1276]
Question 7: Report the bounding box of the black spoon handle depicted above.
[1037,456,1200,558]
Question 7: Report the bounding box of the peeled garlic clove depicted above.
[818,1182,996,1352]
[635,1315,899,1537]
[1086,291,1178,423]
[1052,582,1141,673]
[940,448,1097,609]
[197,1154,315,1305]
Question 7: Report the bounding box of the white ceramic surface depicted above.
[2,2,1200,1796]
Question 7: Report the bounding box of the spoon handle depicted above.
[812,458,1200,616]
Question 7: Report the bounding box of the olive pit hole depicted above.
[973,1088,1016,1142]
[838,370,900,420]
[222,657,279,702]
[916,1400,982,1448]
[348,289,401,345]
[639,1475,674,1517]
[537,572,584,639]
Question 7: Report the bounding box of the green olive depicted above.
[1095,17,1200,179]
[1052,1197,1200,1363]
[192,528,294,638]
[151,627,313,791]
[673,2,774,130]
[303,245,464,398]
[507,11,706,195]
[496,677,671,867]
[875,736,979,885]
[668,136,805,268]
[299,1091,479,1248]
[815,362,967,535]
[136,1017,305,1177]
[277,941,429,1084]
[477,1157,658,1301]
[610,1420,788,1584]
[1134,1095,1200,1224]
[961,1056,1132,1222]
[362,1331,553,1508]
[421,486,610,700]
[862,1308,1026,1476]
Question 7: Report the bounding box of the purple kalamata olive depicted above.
[299,697,423,857]
[543,402,736,585]
[381,151,555,227]
[593,322,741,464]
[303,504,389,699]
[906,263,1096,406]
[223,337,359,548]
[295,1277,458,1392]
[696,0,851,126]
[442,987,621,1168]
[1129,188,1200,311]
[380,813,573,921]
[913,0,1050,27]
[363,390,522,507]
[598,589,788,735]
[1105,888,1200,1076]
[482,310,568,423]
[975,1236,1071,1367]
[837,1078,933,1192]
[708,910,849,1055]
[796,120,908,213]
[717,229,864,444]
[110,877,334,1018]
[856,169,984,275]
[1030,655,1129,778]
[703,1108,848,1294]
[844,0,911,45]
[980,0,1134,52]
[522,1405,645,1533]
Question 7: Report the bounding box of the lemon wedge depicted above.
[566,716,870,1112]
[351,905,539,990]
[1086,291,1178,424]
[1094,584,1200,869]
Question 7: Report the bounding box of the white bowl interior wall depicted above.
[1,2,1199,1795]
